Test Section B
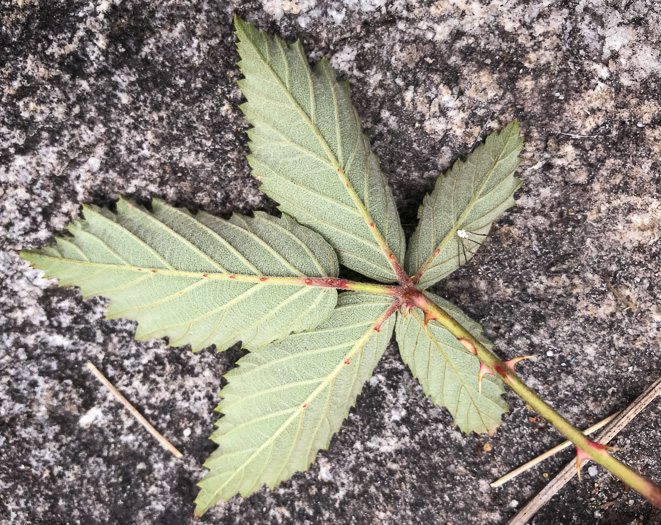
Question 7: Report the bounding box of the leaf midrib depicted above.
[26,255,328,285]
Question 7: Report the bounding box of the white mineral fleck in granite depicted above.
[78,407,104,428]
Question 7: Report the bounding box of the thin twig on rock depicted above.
[86,361,183,458]
[603,273,639,311]
[491,411,621,488]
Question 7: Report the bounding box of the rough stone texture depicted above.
[1,1,660,524]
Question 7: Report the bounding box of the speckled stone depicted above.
[2,1,660,524]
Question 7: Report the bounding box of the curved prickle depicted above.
[477,355,536,393]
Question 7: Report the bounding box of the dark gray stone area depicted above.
[1,1,660,524]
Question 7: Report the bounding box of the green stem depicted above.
[418,294,661,507]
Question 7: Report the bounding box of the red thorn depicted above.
[389,253,395,260]
[259,277,268,282]
[302,403,308,408]
[374,324,382,333]
[477,363,493,393]
[152,270,158,273]
[434,249,440,256]
[575,441,617,480]
[326,279,335,285]
[229,275,236,279]
[305,279,313,285]
[422,310,436,334]
[401,303,413,320]
[503,355,536,371]
[576,447,590,480]
[477,355,534,391]
[202,273,208,277]
[344,358,351,364]
[458,338,477,355]
[369,222,375,228]
[137,268,142,271]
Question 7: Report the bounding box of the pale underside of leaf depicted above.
[235,17,405,283]
[195,292,396,515]
[406,121,524,289]
[21,198,339,352]
[395,292,508,434]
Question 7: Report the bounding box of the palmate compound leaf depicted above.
[195,292,397,516]
[235,17,406,283]
[20,198,339,352]
[395,292,508,434]
[406,121,524,290]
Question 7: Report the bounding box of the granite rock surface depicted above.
[1,1,661,524]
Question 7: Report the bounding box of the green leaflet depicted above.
[21,198,339,352]
[406,122,524,290]
[195,292,396,515]
[235,17,406,283]
[395,292,508,434]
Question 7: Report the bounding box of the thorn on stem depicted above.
[575,441,617,480]
[458,338,477,355]
[399,303,413,320]
[504,355,536,369]
[478,363,492,393]
[477,355,535,392]
[422,310,436,334]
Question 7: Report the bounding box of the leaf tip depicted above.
[233,13,246,30]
